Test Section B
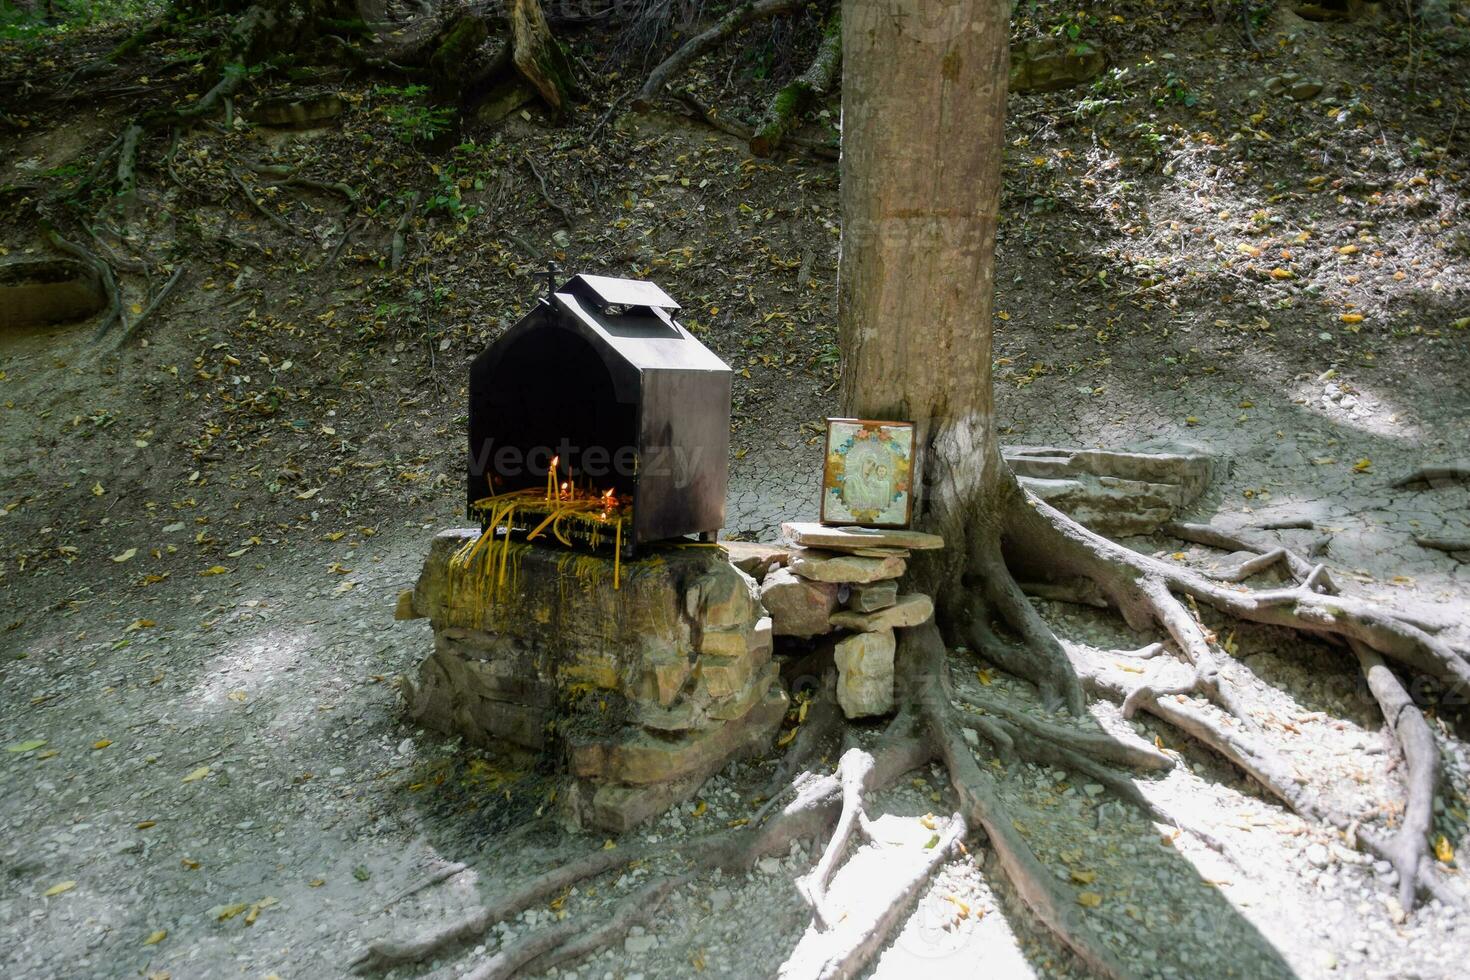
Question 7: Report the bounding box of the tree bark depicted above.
[510,0,578,113]
[837,0,1012,606]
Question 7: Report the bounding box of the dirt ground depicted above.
[3,3,1469,978]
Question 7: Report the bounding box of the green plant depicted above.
[372,84,455,144]
[0,0,159,41]
[1156,72,1197,108]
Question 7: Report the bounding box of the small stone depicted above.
[1288,79,1324,101]
[848,580,898,612]
[624,934,658,955]
[781,522,944,553]
[757,856,782,875]
[397,738,414,755]
[1305,843,1330,869]
[788,549,906,584]
[828,594,934,633]
[834,629,896,719]
[329,767,346,777]
[709,888,732,911]
[1082,783,1104,797]
[759,567,840,637]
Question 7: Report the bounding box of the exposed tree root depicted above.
[671,88,839,161]
[794,747,875,928]
[1391,465,1470,490]
[633,0,804,110]
[993,489,1463,910]
[116,262,188,347]
[906,624,1136,979]
[350,843,655,972]
[356,469,1464,979]
[750,5,840,158]
[1416,536,1470,555]
[466,873,691,980]
[761,671,842,802]
[1352,640,1441,911]
[352,738,933,976]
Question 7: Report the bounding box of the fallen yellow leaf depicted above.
[1077,891,1103,908]
[1269,267,1294,280]
[181,766,211,783]
[199,566,229,576]
[92,739,112,750]
[143,930,167,946]
[1340,313,1364,324]
[44,881,77,897]
[1435,835,1454,863]
[1070,869,1098,884]
[112,548,137,563]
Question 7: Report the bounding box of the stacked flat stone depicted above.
[398,530,785,832]
[757,523,944,720]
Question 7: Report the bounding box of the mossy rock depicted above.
[1010,39,1106,93]
[245,93,344,129]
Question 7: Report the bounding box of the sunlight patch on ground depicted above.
[188,626,314,711]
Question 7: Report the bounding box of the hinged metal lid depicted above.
[564,274,681,312]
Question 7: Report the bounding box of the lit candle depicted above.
[547,455,558,500]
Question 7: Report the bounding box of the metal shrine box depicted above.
[467,274,732,553]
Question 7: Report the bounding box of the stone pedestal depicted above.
[399,529,786,832]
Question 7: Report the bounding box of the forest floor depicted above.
[2,2,1470,978]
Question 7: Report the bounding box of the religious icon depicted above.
[819,419,915,528]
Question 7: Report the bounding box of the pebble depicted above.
[1306,843,1330,869]
[624,934,658,955]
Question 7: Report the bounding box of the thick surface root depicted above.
[356,474,1462,979]
[992,489,1462,912]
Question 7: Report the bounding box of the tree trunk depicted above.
[837,0,1012,608]
[510,0,578,114]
